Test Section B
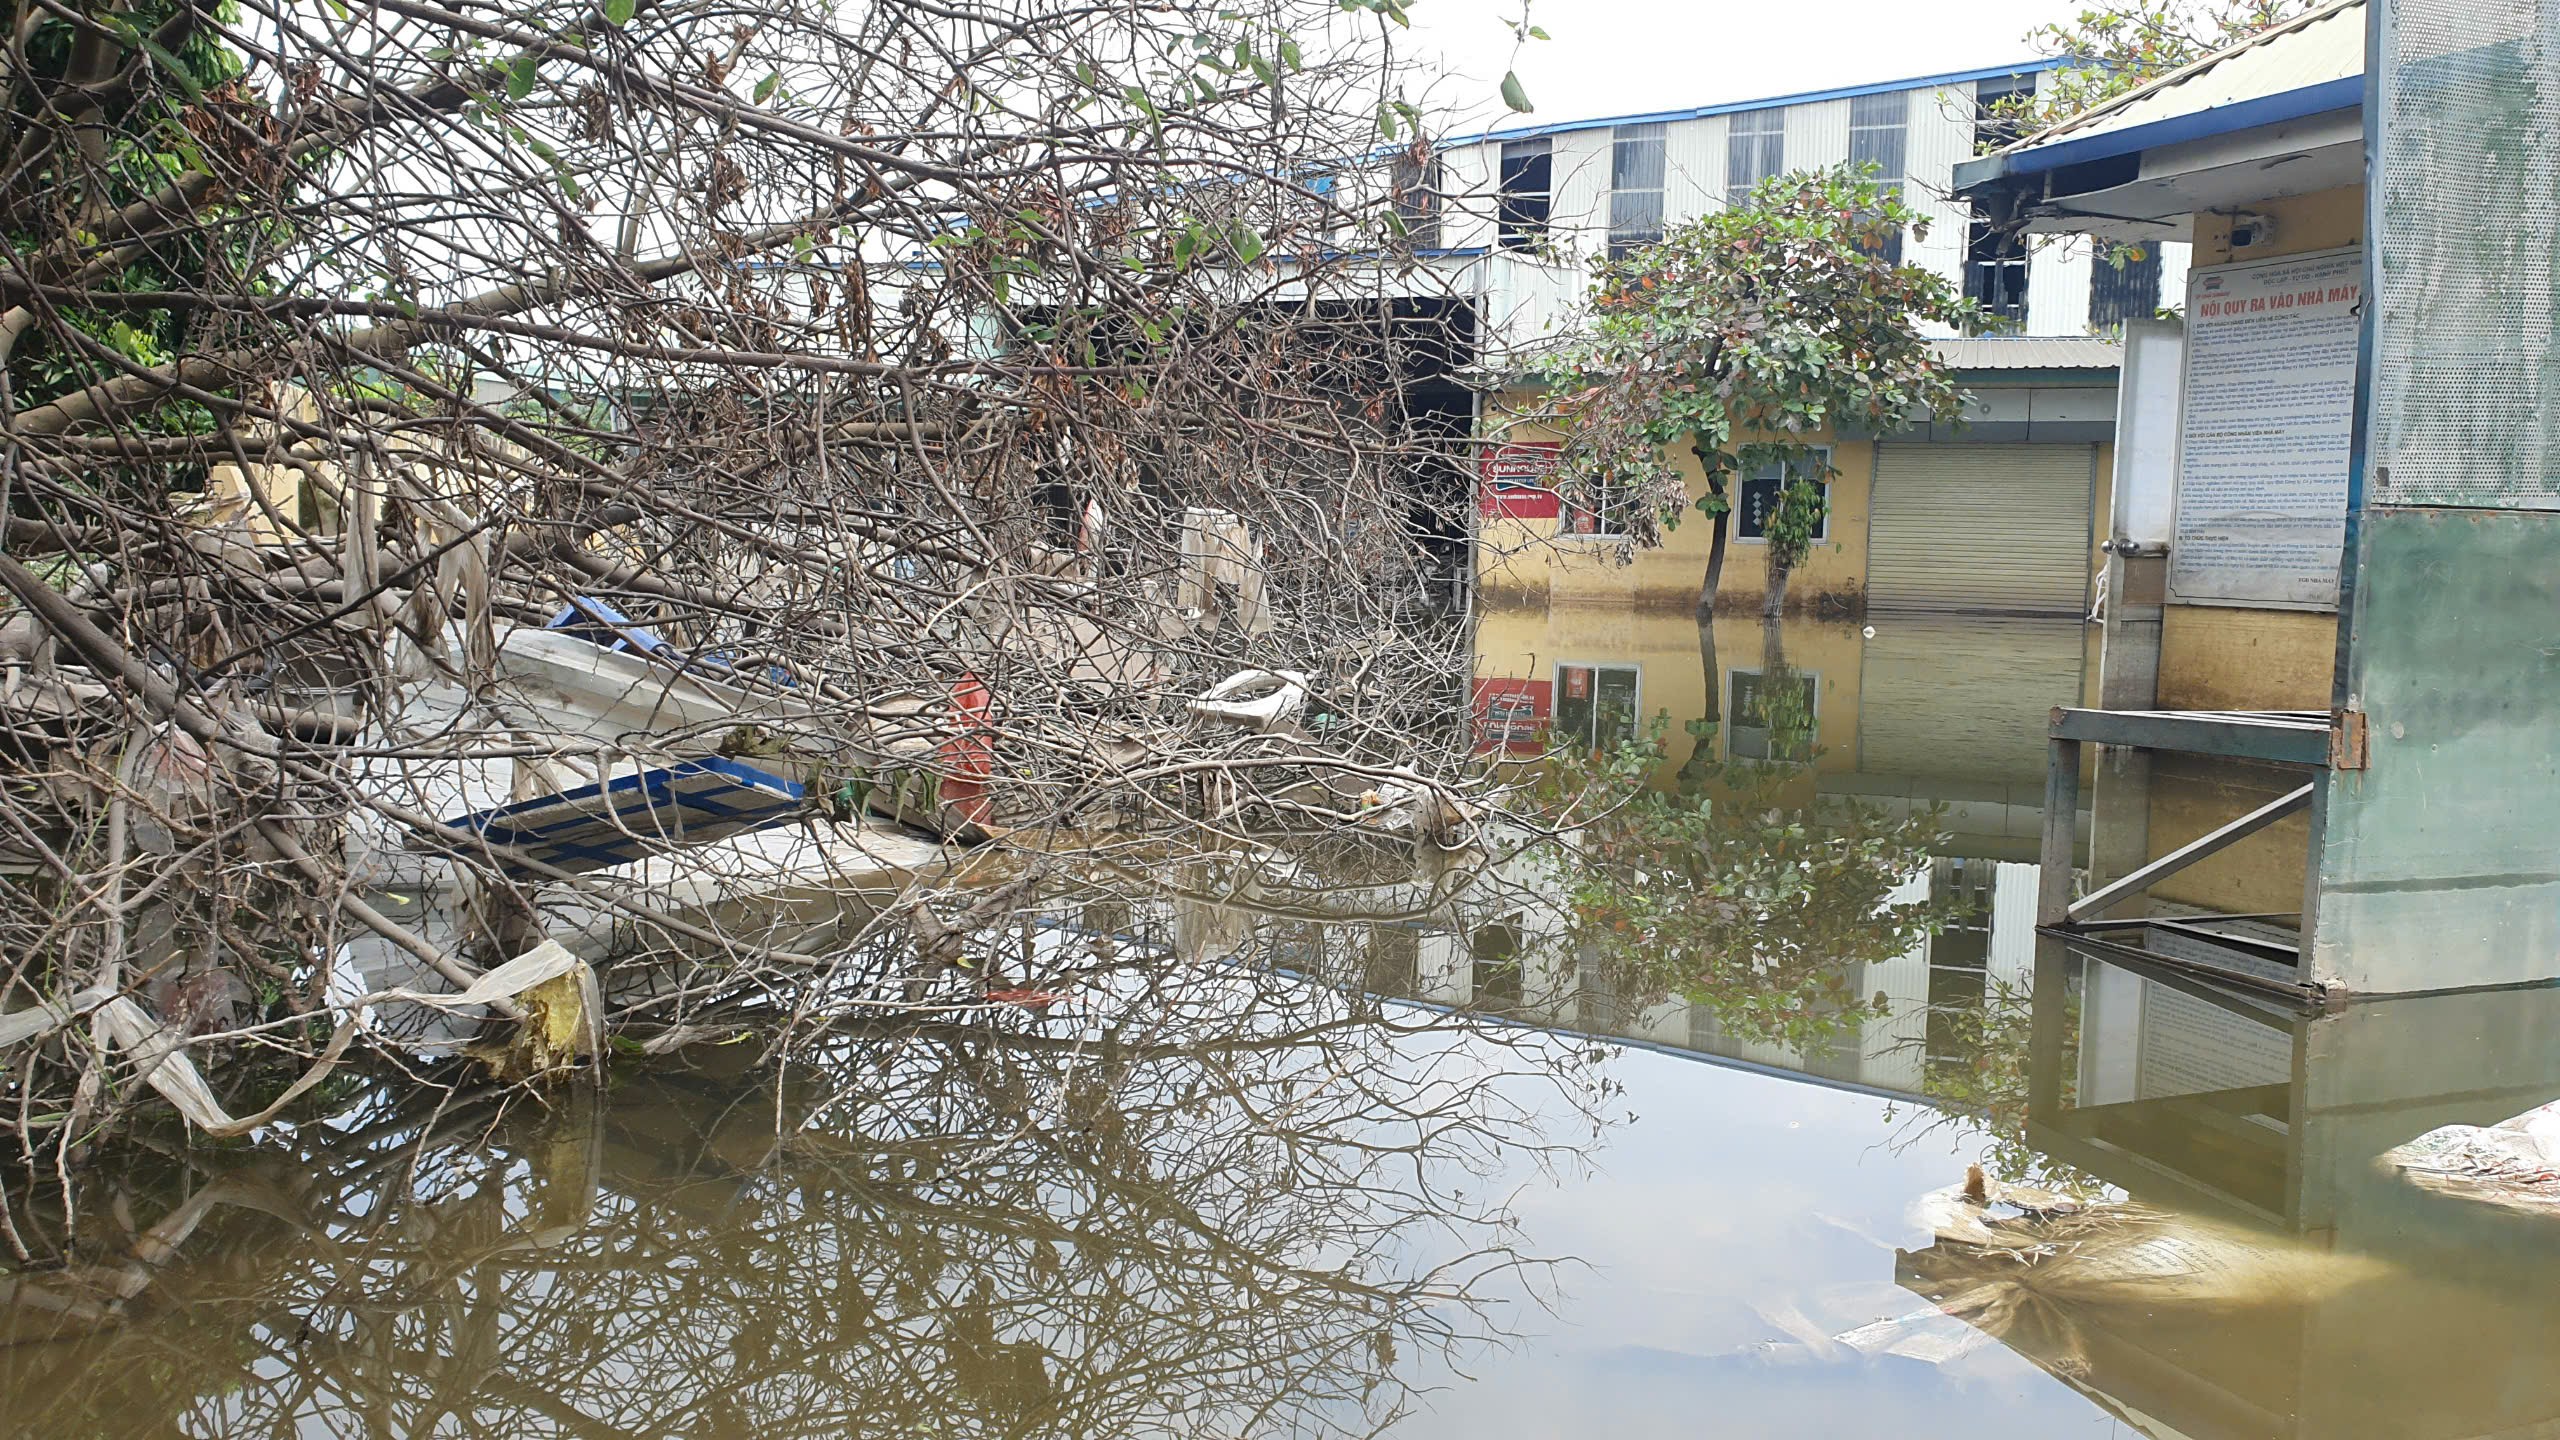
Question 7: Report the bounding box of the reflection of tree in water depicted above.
[0,895,1607,1440]
[1885,975,2104,1194]
[1535,626,1950,1051]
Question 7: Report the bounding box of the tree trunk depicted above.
[1762,555,1794,619]
[1694,467,1730,623]
[1673,614,1724,793]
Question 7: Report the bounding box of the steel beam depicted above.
[2047,707,2336,767]
[2062,783,2315,923]
[2038,735,2083,925]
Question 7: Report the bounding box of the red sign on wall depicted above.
[1471,677,1553,755]
[1476,442,1563,520]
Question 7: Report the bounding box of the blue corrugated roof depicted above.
[1438,57,2075,149]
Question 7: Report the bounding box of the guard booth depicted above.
[1958,0,2560,997]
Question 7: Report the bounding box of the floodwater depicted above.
[8,608,2560,1439]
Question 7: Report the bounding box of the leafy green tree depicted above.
[1533,167,1975,619]
[1989,0,2330,140]
[4,0,246,436]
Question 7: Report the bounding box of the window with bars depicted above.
[1849,90,1908,263]
[2088,246,2164,327]
[1736,451,1830,543]
[1391,150,1442,250]
[1559,470,1630,538]
[1607,122,1667,258]
[1497,138,1552,249]
[1726,108,1784,206]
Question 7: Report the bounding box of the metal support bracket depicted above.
[2062,782,2314,924]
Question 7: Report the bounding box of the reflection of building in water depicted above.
[1473,608,2096,859]
[1898,942,2560,1440]
[1407,845,2045,1104]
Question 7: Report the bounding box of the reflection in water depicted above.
[0,880,1610,1440]
[1892,944,2560,1440]
[11,612,2560,1438]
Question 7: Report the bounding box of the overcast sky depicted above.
[1396,0,2082,134]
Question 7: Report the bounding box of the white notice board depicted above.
[2168,247,2362,609]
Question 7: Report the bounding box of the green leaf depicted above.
[1528,24,1550,39]
[1279,38,1303,69]
[1375,101,1398,140]
[605,0,635,24]
[1499,70,1532,113]
[753,72,781,103]
[1231,226,1266,265]
[506,53,538,100]
[136,38,204,99]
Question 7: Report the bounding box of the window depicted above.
[1559,471,1628,538]
[1848,91,1907,184]
[1607,122,1667,258]
[2088,245,2164,327]
[1965,73,2037,323]
[1391,150,1442,250]
[1848,91,1908,264]
[1965,219,2029,326]
[1973,72,2037,151]
[1728,668,1817,763]
[1470,920,1524,1008]
[1497,138,1552,249]
[1555,663,1641,750]
[1726,108,1784,205]
[1736,451,1829,542]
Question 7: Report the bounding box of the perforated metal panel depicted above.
[2371,0,2560,508]
[2308,0,2560,993]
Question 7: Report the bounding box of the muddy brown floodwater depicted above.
[8,614,2560,1438]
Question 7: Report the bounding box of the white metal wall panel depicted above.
[1987,862,2040,991]
[1787,97,1852,171]
[1472,252,1586,358]
[1546,127,1613,252]
[2026,234,2095,336]
[2156,238,2193,313]
[1868,444,2096,613]
[1663,114,1725,226]
[1900,87,1978,333]
[1904,84,1977,185]
[1436,142,1495,252]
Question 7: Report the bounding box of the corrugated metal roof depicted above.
[2023,0,2364,148]
[1932,335,2123,371]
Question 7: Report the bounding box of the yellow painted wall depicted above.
[1482,393,2111,615]
[2143,755,2310,914]
[1478,396,1877,612]
[1474,604,1868,784]
[2155,183,2361,710]
[2157,606,2337,710]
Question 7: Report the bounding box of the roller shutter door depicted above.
[1867,444,2095,614]
[1856,617,2089,786]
